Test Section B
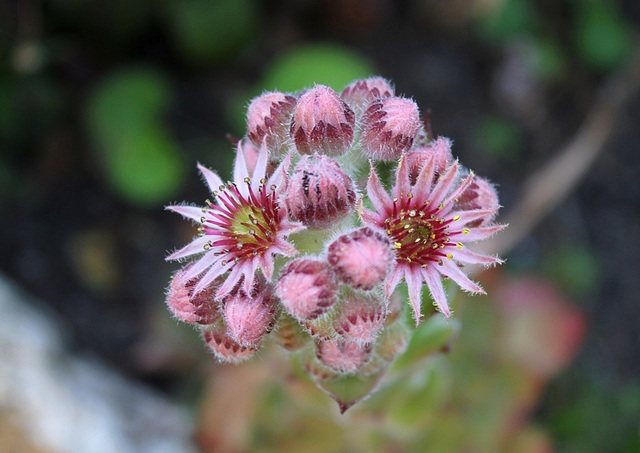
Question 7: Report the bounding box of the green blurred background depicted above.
[1,0,639,451]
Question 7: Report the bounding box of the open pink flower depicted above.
[359,154,505,323]
[166,141,305,299]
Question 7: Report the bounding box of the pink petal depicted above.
[422,267,451,318]
[183,251,224,280]
[449,207,499,227]
[457,224,507,242]
[412,154,436,201]
[251,140,269,192]
[198,163,224,194]
[367,162,392,214]
[453,247,503,266]
[440,171,475,211]
[359,204,385,227]
[268,151,291,193]
[384,265,405,299]
[233,141,250,190]
[166,236,209,260]
[429,161,458,208]
[438,259,484,294]
[258,253,274,280]
[405,266,423,325]
[392,154,411,199]
[193,258,228,295]
[165,205,205,223]
[216,265,244,299]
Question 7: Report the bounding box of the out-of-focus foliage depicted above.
[194,270,588,452]
[164,0,259,64]
[86,67,185,207]
[259,44,374,93]
[574,0,634,70]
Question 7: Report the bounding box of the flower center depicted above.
[200,179,281,265]
[384,196,461,267]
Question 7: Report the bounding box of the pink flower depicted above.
[166,141,304,299]
[359,154,505,323]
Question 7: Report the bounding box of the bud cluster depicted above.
[165,77,504,405]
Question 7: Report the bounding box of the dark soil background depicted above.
[2,0,640,450]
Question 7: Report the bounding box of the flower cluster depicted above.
[165,78,505,388]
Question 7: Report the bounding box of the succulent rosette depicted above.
[164,78,506,410]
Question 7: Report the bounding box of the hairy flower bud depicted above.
[454,174,500,227]
[340,77,394,116]
[375,322,410,363]
[290,85,355,157]
[273,314,309,351]
[276,258,338,321]
[223,282,278,347]
[405,136,454,185]
[327,227,394,290]
[286,155,356,229]
[202,324,258,363]
[333,293,387,344]
[316,339,372,374]
[166,264,220,325]
[360,96,421,161]
[246,91,297,155]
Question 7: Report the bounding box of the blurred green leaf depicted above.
[475,115,524,159]
[574,0,633,71]
[541,243,600,297]
[166,0,258,63]
[533,37,567,81]
[87,67,185,206]
[393,314,460,369]
[260,44,374,93]
[477,0,538,43]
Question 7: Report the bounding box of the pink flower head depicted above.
[202,324,258,363]
[165,264,221,325]
[333,292,387,344]
[453,174,500,227]
[166,141,305,300]
[340,76,394,116]
[290,85,355,157]
[405,136,454,185]
[316,338,372,374]
[246,91,297,156]
[285,154,356,229]
[275,257,338,321]
[223,277,278,346]
[359,154,505,323]
[327,227,394,290]
[360,96,421,161]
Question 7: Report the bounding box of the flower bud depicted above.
[333,293,387,344]
[375,322,410,363]
[360,96,421,161]
[223,283,278,347]
[202,324,258,363]
[327,227,394,290]
[340,77,394,116]
[453,175,499,227]
[273,314,309,351]
[286,155,356,229]
[275,258,338,321]
[166,264,220,325]
[290,85,355,157]
[316,339,371,374]
[246,91,297,155]
[405,136,454,185]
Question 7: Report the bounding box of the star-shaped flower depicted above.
[166,140,305,299]
[359,154,505,323]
